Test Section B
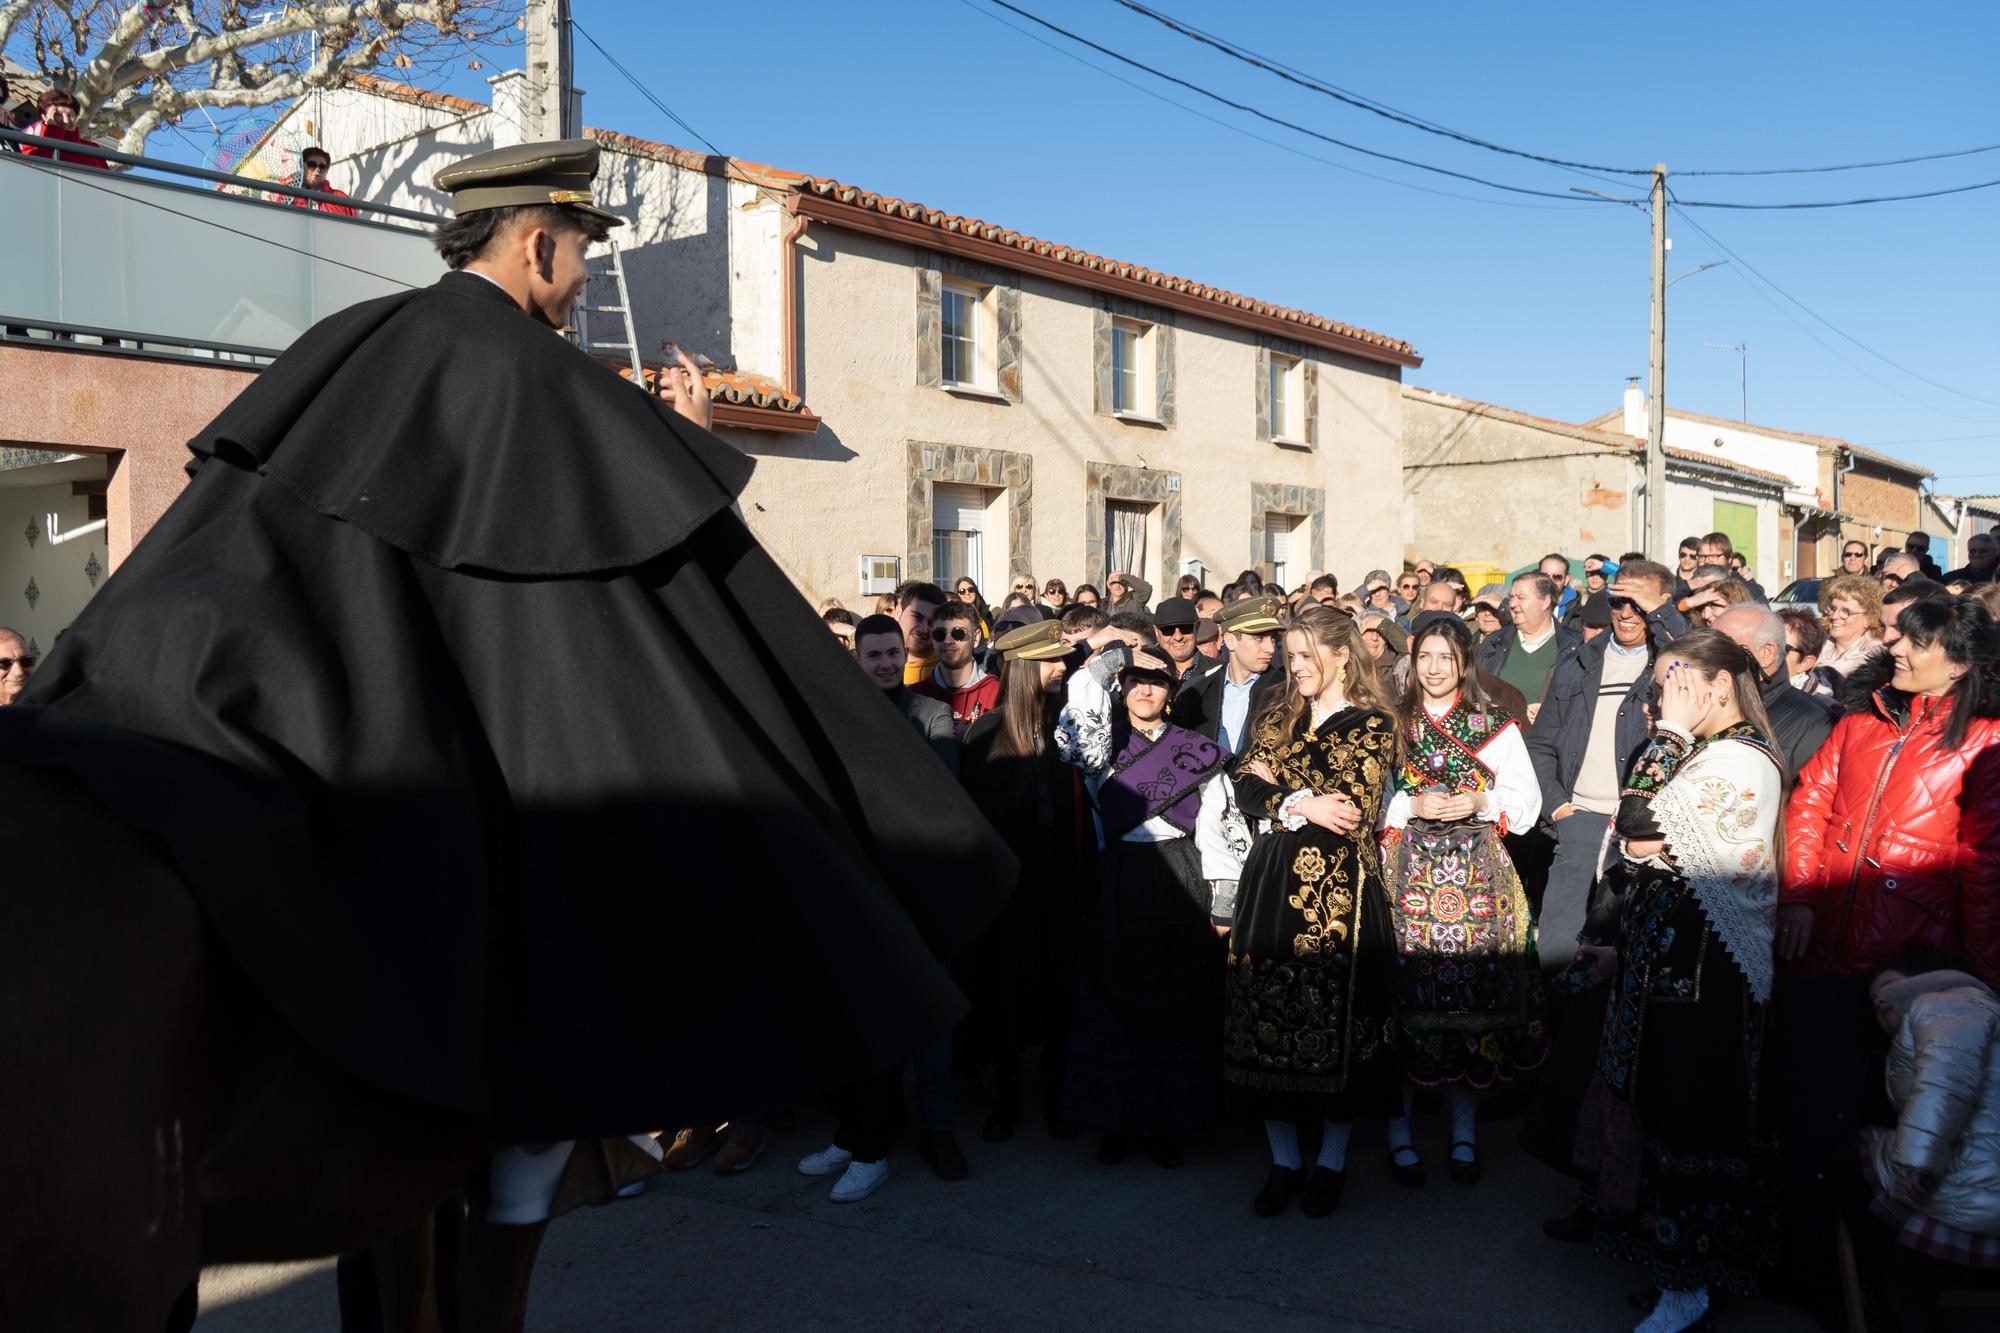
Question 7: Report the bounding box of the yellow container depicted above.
[1445,561,1508,596]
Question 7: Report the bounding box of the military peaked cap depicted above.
[433,139,625,228]
[994,619,1069,662]
[1214,594,1286,635]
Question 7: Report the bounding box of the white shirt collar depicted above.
[1517,625,1556,653]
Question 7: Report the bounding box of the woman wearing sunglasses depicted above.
[953,578,994,639]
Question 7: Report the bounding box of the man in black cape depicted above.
[0,141,1015,1147]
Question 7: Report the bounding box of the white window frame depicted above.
[1111,317,1154,418]
[940,278,996,386]
[1270,353,1305,443]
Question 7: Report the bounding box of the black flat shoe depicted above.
[1144,1133,1183,1169]
[1252,1165,1302,1217]
[981,1107,1018,1144]
[1096,1131,1131,1165]
[1541,1204,1593,1243]
[1388,1145,1426,1188]
[1301,1166,1346,1218]
[1447,1141,1481,1185]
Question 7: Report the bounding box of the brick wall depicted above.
[1840,466,1921,546]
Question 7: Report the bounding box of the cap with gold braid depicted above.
[1213,594,1286,635]
[993,619,1070,662]
[433,140,625,228]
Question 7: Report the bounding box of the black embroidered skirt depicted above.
[1223,825,1400,1123]
[1059,836,1223,1132]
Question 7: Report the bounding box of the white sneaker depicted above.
[797,1144,854,1177]
[829,1158,889,1203]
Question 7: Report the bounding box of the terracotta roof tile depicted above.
[325,76,1412,363]
[343,72,488,116]
[606,358,808,414]
[800,178,1415,360]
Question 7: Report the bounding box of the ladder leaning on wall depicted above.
[571,236,644,385]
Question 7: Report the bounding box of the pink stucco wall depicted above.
[0,344,256,569]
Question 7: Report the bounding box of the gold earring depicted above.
[1337,662,1347,685]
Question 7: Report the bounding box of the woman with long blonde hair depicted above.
[1219,606,1402,1219]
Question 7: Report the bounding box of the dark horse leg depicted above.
[0,759,488,1330]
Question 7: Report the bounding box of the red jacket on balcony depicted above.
[288,187,358,218]
[1783,657,2000,987]
[20,119,109,171]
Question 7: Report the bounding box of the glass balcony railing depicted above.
[2,129,444,360]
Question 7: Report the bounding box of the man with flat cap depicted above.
[1152,595,1211,691]
[0,138,1013,1269]
[1172,593,1285,754]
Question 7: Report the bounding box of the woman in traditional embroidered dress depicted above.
[1381,615,1545,1188]
[1055,640,1238,1168]
[1574,630,1785,1333]
[1221,606,1402,1219]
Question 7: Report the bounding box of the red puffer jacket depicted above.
[1784,666,2000,988]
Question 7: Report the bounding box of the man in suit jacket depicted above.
[1170,594,1286,754]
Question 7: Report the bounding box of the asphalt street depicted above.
[194,1102,1822,1332]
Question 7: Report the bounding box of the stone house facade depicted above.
[1403,386,1787,584]
[276,74,1419,606]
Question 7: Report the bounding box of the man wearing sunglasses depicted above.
[0,628,33,706]
[1151,596,1213,692]
[1838,542,1871,577]
[912,601,1000,739]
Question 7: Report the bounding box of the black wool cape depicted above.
[0,272,1016,1141]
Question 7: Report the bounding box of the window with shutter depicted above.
[932,483,991,591]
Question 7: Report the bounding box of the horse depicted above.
[0,756,554,1331]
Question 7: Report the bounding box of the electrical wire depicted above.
[1109,0,1652,177]
[975,0,1623,204]
[992,1,2000,210]
[1680,144,2000,177]
[1668,202,2000,411]
[569,19,722,158]
[954,0,1594,210]
[1672,177,2000,209]
[1116,0,2000,182]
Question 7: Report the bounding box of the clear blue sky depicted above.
[374,2,2000,488]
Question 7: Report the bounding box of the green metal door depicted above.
[1713,499,1757,568]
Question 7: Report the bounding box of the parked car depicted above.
[1772,578,1821,608]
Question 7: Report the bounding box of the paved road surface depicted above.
[195,1104,1820,1331]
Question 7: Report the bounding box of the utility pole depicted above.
[521,0,576,141]
[1646,163,1668,560]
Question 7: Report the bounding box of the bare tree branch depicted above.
[5,0,514,153]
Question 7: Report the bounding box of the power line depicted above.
[954,0,1593,211]
[569,19,722,158]
[993,0,2000,211]
[1668,202,2000,411]
[1109,0,1651,177]
[1118,0,2000,183]
[1673,177,2000,209]
[1680,143,2000,177]
[975,0,1626,204]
